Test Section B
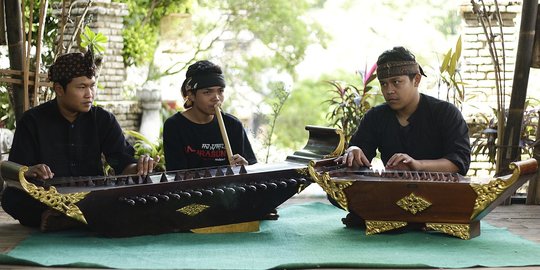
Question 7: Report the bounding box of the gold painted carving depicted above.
[426,223,471,240]
[365,220,407,235]
[178,203,210,216]
[396,193,431,214]
[191,221,260,233]
[296,167,309,176]
[470,162,520,219]
[323,129,346,158]
[18,167,89,224]
[308,162,352,209]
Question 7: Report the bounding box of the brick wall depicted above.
[459,1,521,117]
[53,0,141,131]
[459,1,526,177]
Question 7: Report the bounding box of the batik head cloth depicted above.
[376,60,426,80]
[48,49,96,83]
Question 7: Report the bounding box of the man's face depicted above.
[57,76,96,114]
[378,74,419,111]
[190,86,225,115]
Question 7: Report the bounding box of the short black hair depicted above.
[377,47,420,80]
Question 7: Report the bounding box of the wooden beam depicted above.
[0,0,6,45]
[498,0,539,176]
[5,0,25,121]
[33,0,49,106]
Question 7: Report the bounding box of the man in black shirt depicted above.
[335,47,471,227]
[2,48,158,230]
[163,60,257,170]
[339,46,471,175]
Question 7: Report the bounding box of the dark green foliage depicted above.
[116,0,191,67]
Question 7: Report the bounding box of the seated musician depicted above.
[1,48,158,231]
[163,60,257,170]
[336,47,471,224]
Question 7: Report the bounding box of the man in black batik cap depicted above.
[334,47,471,226]
[2,48,158,231]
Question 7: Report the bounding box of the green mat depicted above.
[2,202,540,269]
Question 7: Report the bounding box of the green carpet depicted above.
[2,202,540,269]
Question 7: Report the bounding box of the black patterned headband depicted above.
[376,61,426,80]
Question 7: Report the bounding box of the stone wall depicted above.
[53,0,141,131]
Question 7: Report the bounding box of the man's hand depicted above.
[385,153,420,171]
[335,146,371,168]
[24,164,54,180]
[136,154,160,175]
[231,154,248,166]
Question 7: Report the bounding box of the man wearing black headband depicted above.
[2,48,159,231]
[163,60,257,170]
[338,47,471,176]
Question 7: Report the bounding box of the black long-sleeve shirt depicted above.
[349,93,471,175]
[2,99,138,227]
[8,99,136,176]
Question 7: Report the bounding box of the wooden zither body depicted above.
[308,158,538,239]
[0,125,345,237]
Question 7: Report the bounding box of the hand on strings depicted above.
[24,164,54,180]
[335,146,371,168]
[385,153,419,171]
[231,154,248,166]
[137,154,160,175]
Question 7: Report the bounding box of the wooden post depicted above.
[0,0,6,45]
[532,5,540,68]
[33,0,49,107]
[498,0,539,176]
[526,110,540,204]
[5,0,25,120]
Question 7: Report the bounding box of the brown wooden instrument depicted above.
[308,158,538,239]
[1,125,345,237]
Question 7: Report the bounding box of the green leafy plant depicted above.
[438,35,466,109]
[118,0,190,67]
[79,26,108,54]
[325,64,381,143]
[124,130,166,172]
[470,99,540,168]
[0,86,15,129]
[262,81,291,163]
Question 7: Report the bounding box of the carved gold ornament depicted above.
[308,162,352,209]
[365,220,407,235]
[426,223,472,240]
[396,193,432,214]
[323,129,346,158]
[297,167,309,176]
[470,162,520,219]
[18,167,89,224]
[177,203,210,216]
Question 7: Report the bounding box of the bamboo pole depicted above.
[22,0,33,111]
[33,0,49,107]
[56,0,67,57]
[5,0,25,120]
[0,69,51,87]
[214,104,234,165]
